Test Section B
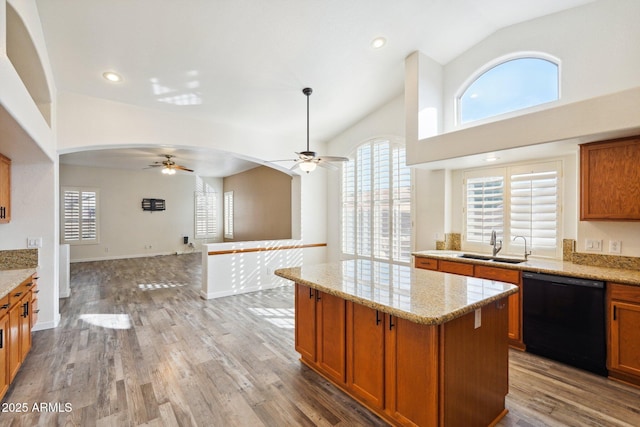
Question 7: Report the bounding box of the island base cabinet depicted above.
[347,303,385,410]
[295,283,346,385]
[384,316,438,426]
[295,283,510,427]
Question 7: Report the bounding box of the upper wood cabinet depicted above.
[0,154,11,223]
[580,136,640,221]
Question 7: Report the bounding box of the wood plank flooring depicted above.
[1,253,640,426]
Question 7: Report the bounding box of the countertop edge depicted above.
[275,269,518,326]
[0,268,37,300]
[412,251,640,286]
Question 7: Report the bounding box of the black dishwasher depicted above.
[522,271,607,376]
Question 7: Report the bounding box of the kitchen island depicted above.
[275,259,519,427]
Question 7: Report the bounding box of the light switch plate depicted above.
[27,237,43,248]
[585,239,602,252]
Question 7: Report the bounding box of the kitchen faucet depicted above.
[490,230,502,256]
[513,235,532,260]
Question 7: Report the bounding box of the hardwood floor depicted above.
[2,253,640,426]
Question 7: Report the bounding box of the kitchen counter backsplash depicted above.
[563,239,640,270]
[0,249,38,270]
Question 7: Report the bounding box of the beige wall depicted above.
[223,166,292,241]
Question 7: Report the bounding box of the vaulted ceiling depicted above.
[39,0,594,176]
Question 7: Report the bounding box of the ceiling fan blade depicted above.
[269,158,298,163]
[317,161,339,171]
[290,162,301,171]
[147,164,163,168]
[317,155,349,162]
[175,165,194,172]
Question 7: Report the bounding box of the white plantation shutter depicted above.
[510,163,559,256]
[342,139,411,264]
[465,174,504,244]
[463,161,561,257]
[224,191,234,239]
[62,188,98,244]
[194,177,217,239]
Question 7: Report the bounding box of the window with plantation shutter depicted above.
[509,163,559,256]
[463,161,561,258]
[62,187,99,244]
[194,177,217,239]
[224,191,234,239]
[342,139,411,264]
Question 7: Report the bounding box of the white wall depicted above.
[0,0,59,330]
[60,165,225,261]
[442,0,640,132]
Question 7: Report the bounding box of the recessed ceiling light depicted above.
[371,37,386,49]
[102,71,122,82]
[484,156,500,162]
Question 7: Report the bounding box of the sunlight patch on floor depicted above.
[79,313,132,329]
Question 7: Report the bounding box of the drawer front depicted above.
[415,257,438,270]
[439,260,474,277]
[0,294,9,315]
[475,265,520,284]
[610,283,640,304]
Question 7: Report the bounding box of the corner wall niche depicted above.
[6,4,52,127]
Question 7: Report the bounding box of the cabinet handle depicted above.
[34,290,40,294]
[0,206,5,219]
[389,315,395,330]
[22,302,29,318]
[14,292,22,297]
[26,282,33,287]
[0,329,3,349]
[376,310,381,326]
[613,305,617,321]
[0,304,8,310]
[315,292,321,302]
[309,288,314,299]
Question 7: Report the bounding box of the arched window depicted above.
[458,56,559,124]
[341,139,411,264]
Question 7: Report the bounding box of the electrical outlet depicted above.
[585,239,602,252]
[609,240,622,254]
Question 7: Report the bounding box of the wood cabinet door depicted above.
[475,265,522,344]
[294,283,316,363]
[8,303,22,382]
[610,300,640,377]
[384,315,438,427]
[347,302,385,409]
[19,295,31,361]
[0,314,8,399]
[580,136,640,221]
[0,154,10,224]
[316,292,346,384]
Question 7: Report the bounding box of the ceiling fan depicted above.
[147,154,194,175]
[273,88,348,173]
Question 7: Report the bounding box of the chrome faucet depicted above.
[513,235,532,260]
[490,230,502,256]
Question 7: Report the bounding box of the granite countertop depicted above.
[413,250,640,286]
[275,259,518,326]
[0,268,37,300]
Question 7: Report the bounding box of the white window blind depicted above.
[510,165,558,251]
[62,187,98,244]
[224,191,234,239]
[465,175,504,245]
[342,139,411,264]
[463,161,561,257]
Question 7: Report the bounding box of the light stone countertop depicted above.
[0,269,37,300]
[412,250,640,286]
[275,259,518,325]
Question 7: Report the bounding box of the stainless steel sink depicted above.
[458,253,526,264]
